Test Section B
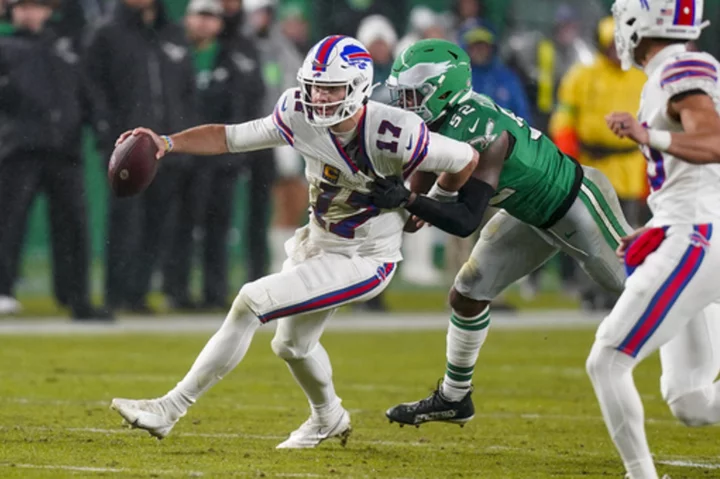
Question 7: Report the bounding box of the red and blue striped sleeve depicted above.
[402,122,430,179]
[271,90,296,146]
[660,57,718,96]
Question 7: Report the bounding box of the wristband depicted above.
[427,182,459,203]
[647,129,672,151]
[161,135,174,152]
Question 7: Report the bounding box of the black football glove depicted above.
[369,175,411,209]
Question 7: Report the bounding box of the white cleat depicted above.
[110,398,181,439]
[276,409,352,449]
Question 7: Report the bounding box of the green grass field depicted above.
[1,321,719,478]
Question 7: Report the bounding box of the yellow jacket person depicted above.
[550,17,648,224]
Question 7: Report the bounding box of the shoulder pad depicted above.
[659,52,719,98]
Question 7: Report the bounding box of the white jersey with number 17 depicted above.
[226,87,475,262]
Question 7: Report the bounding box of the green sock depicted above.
[441,307,490,402]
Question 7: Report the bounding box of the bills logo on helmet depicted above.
[340,45,372,70]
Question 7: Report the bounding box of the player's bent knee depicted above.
[585,343,614,382]
[271,335,307,361]
[585,344,603,382]
[449,288,489,317]
[586,342,635,383]
[232,286,254,316]
[667,390,715,427]
[234,281,270,320]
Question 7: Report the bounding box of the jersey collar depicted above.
[328,105,374,176]
[644,44,687,77]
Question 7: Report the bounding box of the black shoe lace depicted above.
[412,381,447,411]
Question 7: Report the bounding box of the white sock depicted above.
[165,296,261,414]
[441,307,490,402]
[270,227,295,273]
[284,343,342,423]
[625,458,660,479]
[586,344,658,479]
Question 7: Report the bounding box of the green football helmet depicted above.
[386,39,472,124]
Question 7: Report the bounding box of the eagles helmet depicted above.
[297,35,374,127]
[386,39,472,124]
[612,0,710,71]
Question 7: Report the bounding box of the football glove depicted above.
[369,175,411,209]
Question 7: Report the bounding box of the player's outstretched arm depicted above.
[115,116,286,160]
[116,125,230,160]
[606,93,720,164]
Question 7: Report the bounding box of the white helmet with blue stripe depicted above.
[612,0,710,71]
[297,35,374,127]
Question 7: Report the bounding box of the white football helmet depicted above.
[297,35,374,127]
[612,0,710,71]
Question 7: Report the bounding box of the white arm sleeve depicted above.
[225,116,287,153]
[419,132,475,173]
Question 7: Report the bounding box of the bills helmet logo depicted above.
[340,45,372,70]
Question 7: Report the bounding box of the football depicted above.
[108,133,159,198]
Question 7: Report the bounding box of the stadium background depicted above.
[6,0,720,313]
[4,3,720,477]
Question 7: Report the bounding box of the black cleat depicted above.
[386,381,474,426]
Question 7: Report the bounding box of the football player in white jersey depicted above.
[109,35,479,449]
[589,1,720,477]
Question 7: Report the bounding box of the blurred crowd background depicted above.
[1,0,718,319]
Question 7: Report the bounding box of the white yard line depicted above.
[658,459,720,470]
[1,463,205,476]
[1,462,330,478]
[2,396,109,407]
[0,311,603,335]
[2,425,537,449]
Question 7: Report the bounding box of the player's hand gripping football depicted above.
[605,112,650,146]
[116,127,168,160]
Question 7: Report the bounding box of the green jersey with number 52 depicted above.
[438,92,581,228]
